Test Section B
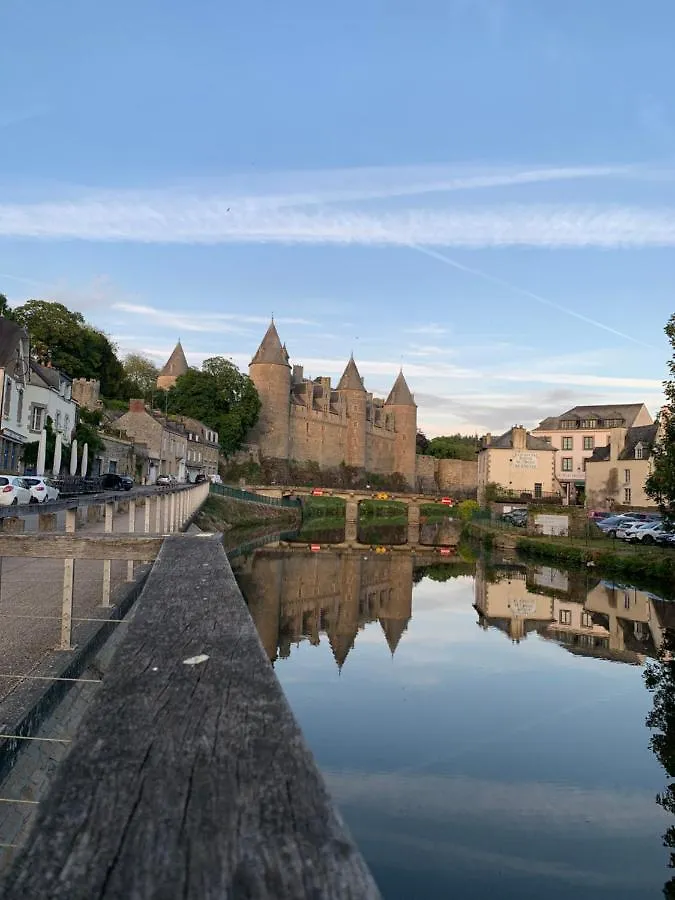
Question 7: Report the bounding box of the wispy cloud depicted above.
[113,302,315,335]
[4,198,675,250]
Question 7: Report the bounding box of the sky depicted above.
[1,0,674,436]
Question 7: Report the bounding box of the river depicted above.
[232,540,675,899]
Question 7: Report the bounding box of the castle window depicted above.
[635,444,644,460]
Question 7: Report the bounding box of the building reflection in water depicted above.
[235,546,674,669]
[236,550,417,668]
[474,562,675,665]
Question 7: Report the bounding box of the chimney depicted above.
[129,398,146,414]
[292,364,304,384]
[512,425,527,450]
[483,433,492,448]
[609,427,627,462]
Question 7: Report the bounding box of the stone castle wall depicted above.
[72,378,101,411]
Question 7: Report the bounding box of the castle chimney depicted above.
[484,433,492,447]
[129,398,146,414]
[609,427,627,462]
[512,426,527,450]
[292,364,304,384]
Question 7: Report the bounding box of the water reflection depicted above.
[235,547,673,668]
[234,547,674,898]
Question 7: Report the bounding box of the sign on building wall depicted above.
[511,452,538,469]
[534,514,569,537]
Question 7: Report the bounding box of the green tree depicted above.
[123,353,160,399]
[12,300,126,398]
[645,628,675,897]
[426,434,479,460]
[647,315,675,524]
[168,356,260,456]
[0,293,13,318]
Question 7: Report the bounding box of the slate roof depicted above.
[336,356,365,392]
[535,404,647,431]
[385,371,416,407]
[159,341,189,378]
[619,423,658,460]
[0,318,28,369]
[250,322,289,366]
[487,427,555,452]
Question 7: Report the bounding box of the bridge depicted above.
[252,483,460,546]
[0,482,381,897]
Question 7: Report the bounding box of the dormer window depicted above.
[580,418,597,429]
[561,419,576,429]
[635,443,644,460]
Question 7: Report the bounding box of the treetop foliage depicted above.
[416,432,479,460]
[646,314,675,523]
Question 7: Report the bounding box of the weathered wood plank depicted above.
[1,534,381,899]
[0,533,165,560]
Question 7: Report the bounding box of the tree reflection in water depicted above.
[645,627,675,898]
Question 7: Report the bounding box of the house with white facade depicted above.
[0,317,79,473]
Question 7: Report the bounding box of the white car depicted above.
[22,476,60,504]
[0,476,32,507]
[616,520,661,542]
[630,521,668,545]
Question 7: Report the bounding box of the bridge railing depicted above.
[0,533,381,899]
[210,481,302,508]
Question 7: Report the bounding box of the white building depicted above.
[0,318,79,473]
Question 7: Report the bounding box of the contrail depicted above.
[409,243,655,349]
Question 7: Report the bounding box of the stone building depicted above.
[585,423,659,510]
[532,403,653,504]
[71,378,102,411]
[174,415,220,482]
[115,399,188,483]
[246,322,418,486]
[477,425,559,503]
[91,434,139,478]
[156,341,189,391]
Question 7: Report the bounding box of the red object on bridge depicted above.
[311,489,324,496]
[439,547,453,556]
[310,544,321,552]
[441,497,453,505]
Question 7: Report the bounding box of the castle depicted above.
[246,322,418,485]
[157,322,479,493]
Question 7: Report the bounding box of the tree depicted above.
[416,430,430,454]
[0,293,12,318]
[646,315,675,524]
[426,434,479,461]
[124,353,160,399]
[11,300,127,398]
[168,356,260,456]
[645,628,675,897]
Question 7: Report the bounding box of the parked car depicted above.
[616,520,663,543]
[101,473,134,491]
[194,473,207,484]
[596,515,641,538]
[156,474,177,486]
[655,529,675,547]
[0,476,32,507]
[22,476,60,503]
[501,508,528,527]
[588,510,612,522]
[630,521,669,545]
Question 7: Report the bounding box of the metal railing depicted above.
[210,482,301,509]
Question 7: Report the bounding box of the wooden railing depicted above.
[0,533,381,898]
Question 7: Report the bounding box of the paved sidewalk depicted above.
[0,499,154,703]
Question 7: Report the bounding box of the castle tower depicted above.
[156,340,189,390]
[337,356,367,471]
[248,321,291,460]
[385,371,417,487]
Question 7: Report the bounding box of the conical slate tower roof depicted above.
[160,340,189,378]
[336,356,365,392]
[251,321,289,366]
[385,371,416,407]
[379,617,410,655]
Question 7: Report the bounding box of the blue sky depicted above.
[1,0,674,435]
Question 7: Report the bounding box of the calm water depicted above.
[234,547,675,899]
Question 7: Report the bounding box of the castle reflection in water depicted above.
[233,548,675,669]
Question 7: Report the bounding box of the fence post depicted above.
[60,508,77,650]
[155,494,162,533]
[144,495,151,534]
[127,498,136,581]
[102,500,114,606]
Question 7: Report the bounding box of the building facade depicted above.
[115,400,188,483]
[477,426,559,502]
[175,416,220,482]
[91,434,139,478]
[532,404,653,504]
[584,423,659,510]
[246,322,418,486]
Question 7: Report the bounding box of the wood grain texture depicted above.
[0,533,165,559]
[1,534,382,900]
